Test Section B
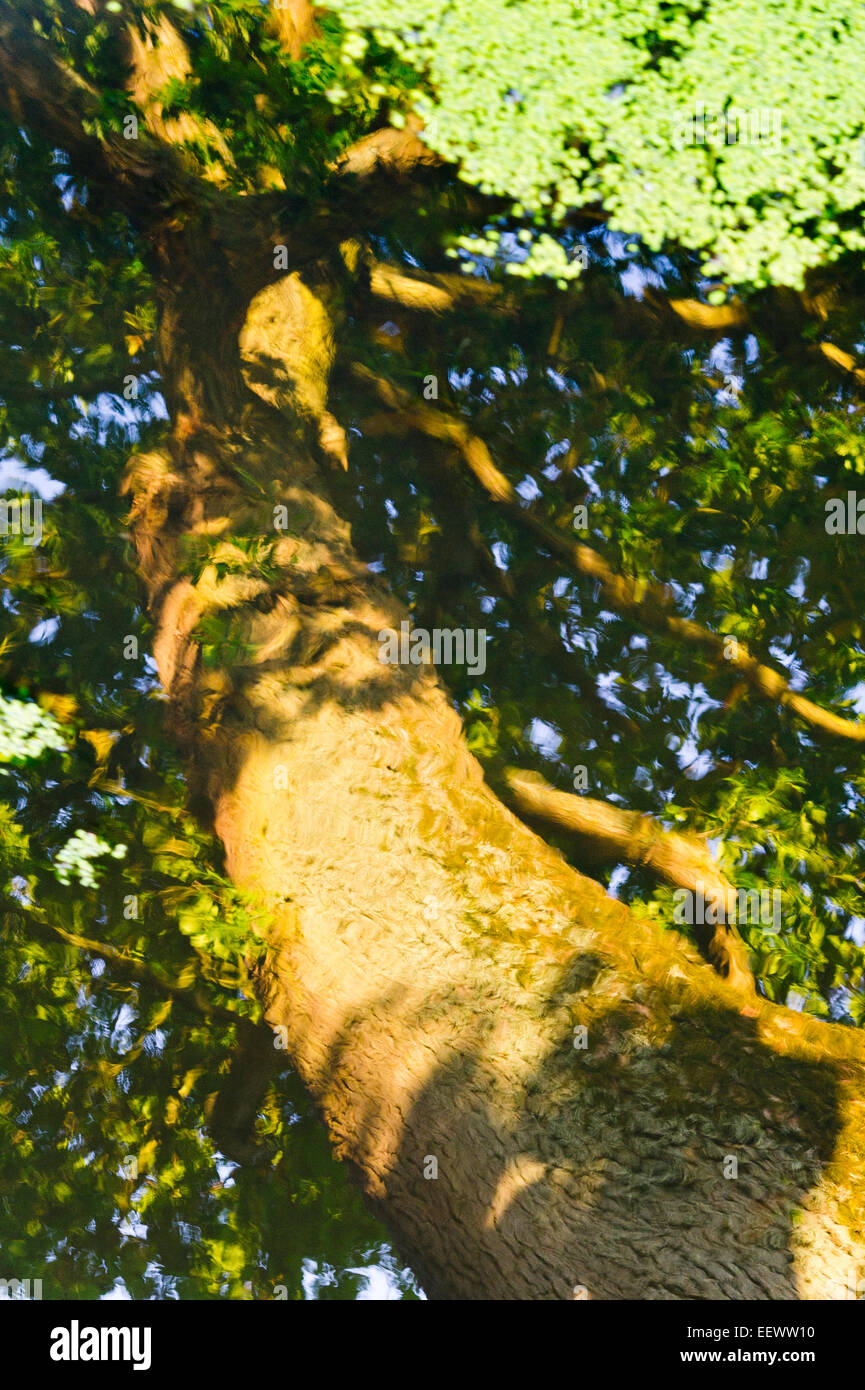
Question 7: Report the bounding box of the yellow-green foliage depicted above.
[334,0,865,286]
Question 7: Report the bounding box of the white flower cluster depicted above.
[0,697,68,764]
[54,830,127,889]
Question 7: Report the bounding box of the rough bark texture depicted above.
[118,240,865,1302]
[2,0,863,1302]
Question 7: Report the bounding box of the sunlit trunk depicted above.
[124,253,865,1301]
